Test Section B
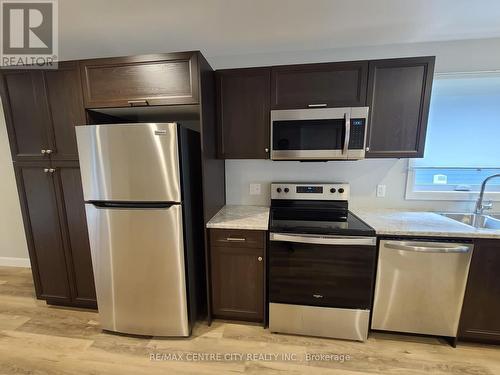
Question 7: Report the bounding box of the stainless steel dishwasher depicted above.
[372,239,473,338]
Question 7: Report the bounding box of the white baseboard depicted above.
[0,257,31,268]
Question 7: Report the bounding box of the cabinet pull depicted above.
[41,149,47,154]
[257,256,263,262]
[265,148,269,153]
[48,168,55,173]
[313,294,324,299]
[45,149,54,154]
[365,147,370,152]
[43,168,49,173]
[225,237,246,242]
[128,100,149,107]
[307,104,327,108]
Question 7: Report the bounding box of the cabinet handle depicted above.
[265,148,269,153]
[128,100,149,107]
[257,256,263,262]
[41,149,47,154]
[365,147,370,152]
[225,237,246,242]
[43,168,49,173]
[312,294,324,299]
[45,149,53,154]
[48,168,55,173]
[307,104,327,108]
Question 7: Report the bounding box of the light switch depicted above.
[249,183,261,195]
[376,184,386,198]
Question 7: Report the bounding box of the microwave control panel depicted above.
[348,119,366,149]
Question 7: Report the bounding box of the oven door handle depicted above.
[270,233,376,246]
[343,110,351,155]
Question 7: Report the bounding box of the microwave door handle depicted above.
[343,111,351,155]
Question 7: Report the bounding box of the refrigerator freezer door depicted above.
[85,203,189,336]
[76,123,181,202]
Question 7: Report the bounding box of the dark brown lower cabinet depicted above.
[209,229,265,322]
[15,161,96,309]
[459,239,500,344]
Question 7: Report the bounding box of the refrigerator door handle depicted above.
[89,201,179,209]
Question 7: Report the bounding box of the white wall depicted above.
[0,101,29,265]
[225,159,499,212]
[222,38,500,211]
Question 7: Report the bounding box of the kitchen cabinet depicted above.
[216,68,270,159]
[14,161,96,308]
[80,52,200,108]
[271,61,368,109]
[0,62,85,161]
[365,57,435,158]
[459,239,500,344]
[209,229,265,322]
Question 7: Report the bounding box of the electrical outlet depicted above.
[249,183,261,195]
[376,184,386,198]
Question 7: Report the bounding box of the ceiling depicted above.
[59,0,500,63]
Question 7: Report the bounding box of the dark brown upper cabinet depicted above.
[0,62,85,162]
[459,239,500,344]
[44,62,86,161]
[365,57,435,158]
[216,68,271,159]
[80,52,200,108]
[271,61,368,109]
[0,70,52,161]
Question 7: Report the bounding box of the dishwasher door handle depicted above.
[384,241,472,253]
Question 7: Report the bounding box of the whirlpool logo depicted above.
[1,0,58,68]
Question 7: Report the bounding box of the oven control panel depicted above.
[271,183,350,200]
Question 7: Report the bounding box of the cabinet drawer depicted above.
[81,53,199,108]
[271,61,368,109]
[210,229,265,249]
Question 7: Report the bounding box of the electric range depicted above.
[268,183,376,342]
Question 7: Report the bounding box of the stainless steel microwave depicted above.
[270,107,369,160]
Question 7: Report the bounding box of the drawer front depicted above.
[269,241,376,309]
[81,53,199,108]
[271,61,368,109]
[210,229,265,249]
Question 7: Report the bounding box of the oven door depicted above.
[269,233,376,309]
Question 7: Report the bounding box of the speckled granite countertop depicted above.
[206,205,269,231]
[353,209,500,239]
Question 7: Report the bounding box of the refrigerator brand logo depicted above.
[1,0,58,69]
[154,130,168,135]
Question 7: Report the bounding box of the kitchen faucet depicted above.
[475,174,500,215]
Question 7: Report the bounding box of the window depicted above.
[406,72,500,201]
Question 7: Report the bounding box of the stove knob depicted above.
[338,188,345,194]
[330,188,336,193]
[284,188,290,193]
[276,188,282,193]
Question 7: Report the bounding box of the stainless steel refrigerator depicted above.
[76,123,204,337]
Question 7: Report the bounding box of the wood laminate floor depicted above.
[0,266,499,374]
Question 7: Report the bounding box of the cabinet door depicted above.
[365,57,435,158]
[56,164,96,307]
[216,68,270,159]
[459,239,500,344]
[211,245,264,322]
[0,71,52,160]
[80,52,199,108]
[271,61,368,109]
[15,163,72,303]
[44,62,86,161]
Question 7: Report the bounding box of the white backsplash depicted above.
[225,159,498,212]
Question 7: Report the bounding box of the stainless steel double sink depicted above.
[440,213,500,230]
